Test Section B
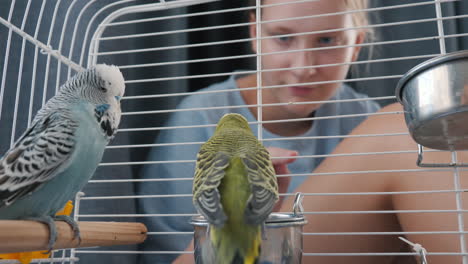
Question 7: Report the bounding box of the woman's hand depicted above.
[266,147,298,211]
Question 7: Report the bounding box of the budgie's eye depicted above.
[100,87,108,93]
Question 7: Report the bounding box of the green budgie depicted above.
[0,64,125,249]
[193,113,279,264]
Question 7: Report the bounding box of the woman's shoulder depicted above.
[336,84,381,113]
[165,74,242,127]
[338,84,375,101]
[177,75,240,109]
[354,102,406,134]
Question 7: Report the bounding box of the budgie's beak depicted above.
[115,96,122,101]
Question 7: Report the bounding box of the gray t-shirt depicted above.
[137,72,380,263]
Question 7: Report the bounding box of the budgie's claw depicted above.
[54,215,81,245]
[27,216,58,252]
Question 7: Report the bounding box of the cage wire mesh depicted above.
[1,0,468,263]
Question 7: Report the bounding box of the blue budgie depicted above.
[0,64,125,249]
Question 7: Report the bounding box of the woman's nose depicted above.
[290,50,317,79]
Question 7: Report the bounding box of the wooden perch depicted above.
[0,220,147,254]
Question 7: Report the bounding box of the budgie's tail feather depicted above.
[240,231,261,264]
[232,252,245,264]
[198,237,261,264]
[201,226,262,264]
[232,251,259,264]
[202,250,259,264]
[197,239,215,264]
[221,231,261,264]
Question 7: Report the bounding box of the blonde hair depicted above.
[343,0,374,42]
[344,0,369,28]
[249,0,371,30]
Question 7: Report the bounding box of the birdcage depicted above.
[1,0,468,264]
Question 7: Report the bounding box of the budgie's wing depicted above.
[0,111,78,207]
[193,137,230,227]
[242,143,279,225]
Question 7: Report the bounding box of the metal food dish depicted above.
[190,193,307,264]
[396,50,468,150]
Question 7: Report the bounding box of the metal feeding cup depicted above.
[396,50,468,151]
[190,193,307,264]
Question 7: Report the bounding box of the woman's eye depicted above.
[277,36,291,43]
[318,36,336,45]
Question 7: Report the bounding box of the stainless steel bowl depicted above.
[396,50,468,150]
[190,193,307,264]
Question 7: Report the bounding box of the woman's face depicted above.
[250,0,365,118]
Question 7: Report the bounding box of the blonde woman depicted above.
[138,0,378,263]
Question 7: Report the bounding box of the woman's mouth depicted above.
[288,86,315,97]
